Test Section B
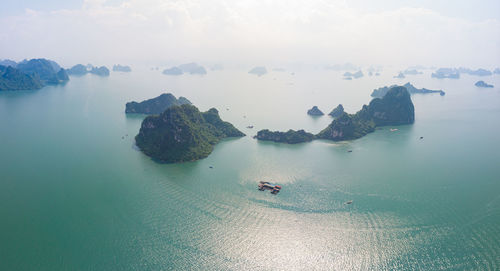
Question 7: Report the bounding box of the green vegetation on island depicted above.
[67,64,110,76]
[254,129,315,144]
[255,86,415,144]
[16,58,69,85]
[0,58,68,91]
[0,65,44,91]
[126,93,192,114]
[307,106,324,116]
[371,82,444,97]
[317,86,414,140]
[328,104,344,117]
[135,104,245,163]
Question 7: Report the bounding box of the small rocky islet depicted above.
[475,81,494,88]
[307,106,324,116]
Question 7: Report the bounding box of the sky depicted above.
[0,0,499,68]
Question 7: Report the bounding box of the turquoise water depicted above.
[0,69,499,270]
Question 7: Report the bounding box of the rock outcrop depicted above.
[135,104,245,163]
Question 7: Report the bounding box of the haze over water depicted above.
[1,68,499,270]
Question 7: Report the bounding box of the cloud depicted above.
[0,0,499,68]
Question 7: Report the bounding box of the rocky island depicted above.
[248,66,267,76]
[343,70,363,79]
[113,64,132,72]
[255,87,415,144]
[162,67,183,75]
[371,82,444,97]
[317,86,414,141]
[67,64,88,76]
[89,66,110,76]
[431,68,460,79]
[0,65,43,91]
[135,104,245,163]
[254,129,315,144]
[328,104,344,118]
[475,81,494,88]
[307,106,324,116]
[178,63,207,75]
[67,64,110,76]
[1,58,69,91]
[125,93,191,114]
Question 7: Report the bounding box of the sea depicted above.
[1,67,499,270]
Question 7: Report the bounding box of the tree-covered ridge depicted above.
[254,129,315,144]
[135,104,245,163]
[371,82,444,98]
[0,65,44,91]
[317,86,414,141]
[16,58,69,85]
[125,93,192,114]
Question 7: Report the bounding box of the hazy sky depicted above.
[1,0,499,68]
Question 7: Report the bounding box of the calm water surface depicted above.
[0,68,499,270]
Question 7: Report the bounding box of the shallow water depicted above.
[1,68,499,270]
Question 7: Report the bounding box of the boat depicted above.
[345,200,353,204]
[258,181,281,194]
[390,128,398,132]
[247,125,254,129]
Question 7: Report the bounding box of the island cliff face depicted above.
[135,104,245,163]
[125,93,192,114]
[371,82,444,97]
[317,86,414,141]
[0,65,43,91]
[17,58,69,85]
[254,129,315,144]
[0,58,68,91]
[328,104,344,117]
[307,106,324,116]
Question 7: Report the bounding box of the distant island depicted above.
[135,104,245,163]
[403,69,423,75]
[328,104,344,118]
[254,129,315,144]
[371,82,444,97]
[494,68,500,74]
[475,81,494,88]
[458,68,492,76]
[248,66,267,76]
[67,64,110,76]
[125,93,192,114]
[255,87,414,144]
[432,68,460,79]
[394,72,405,79]
[90,66,110,76]
[113,64,131,72]
[162,63,207,75]
[0,58,68,91]
[431,67,493,79]
[178,63,207,75]
[162,67,183,75]
[343,70,363,79]
[307,106,324,116]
